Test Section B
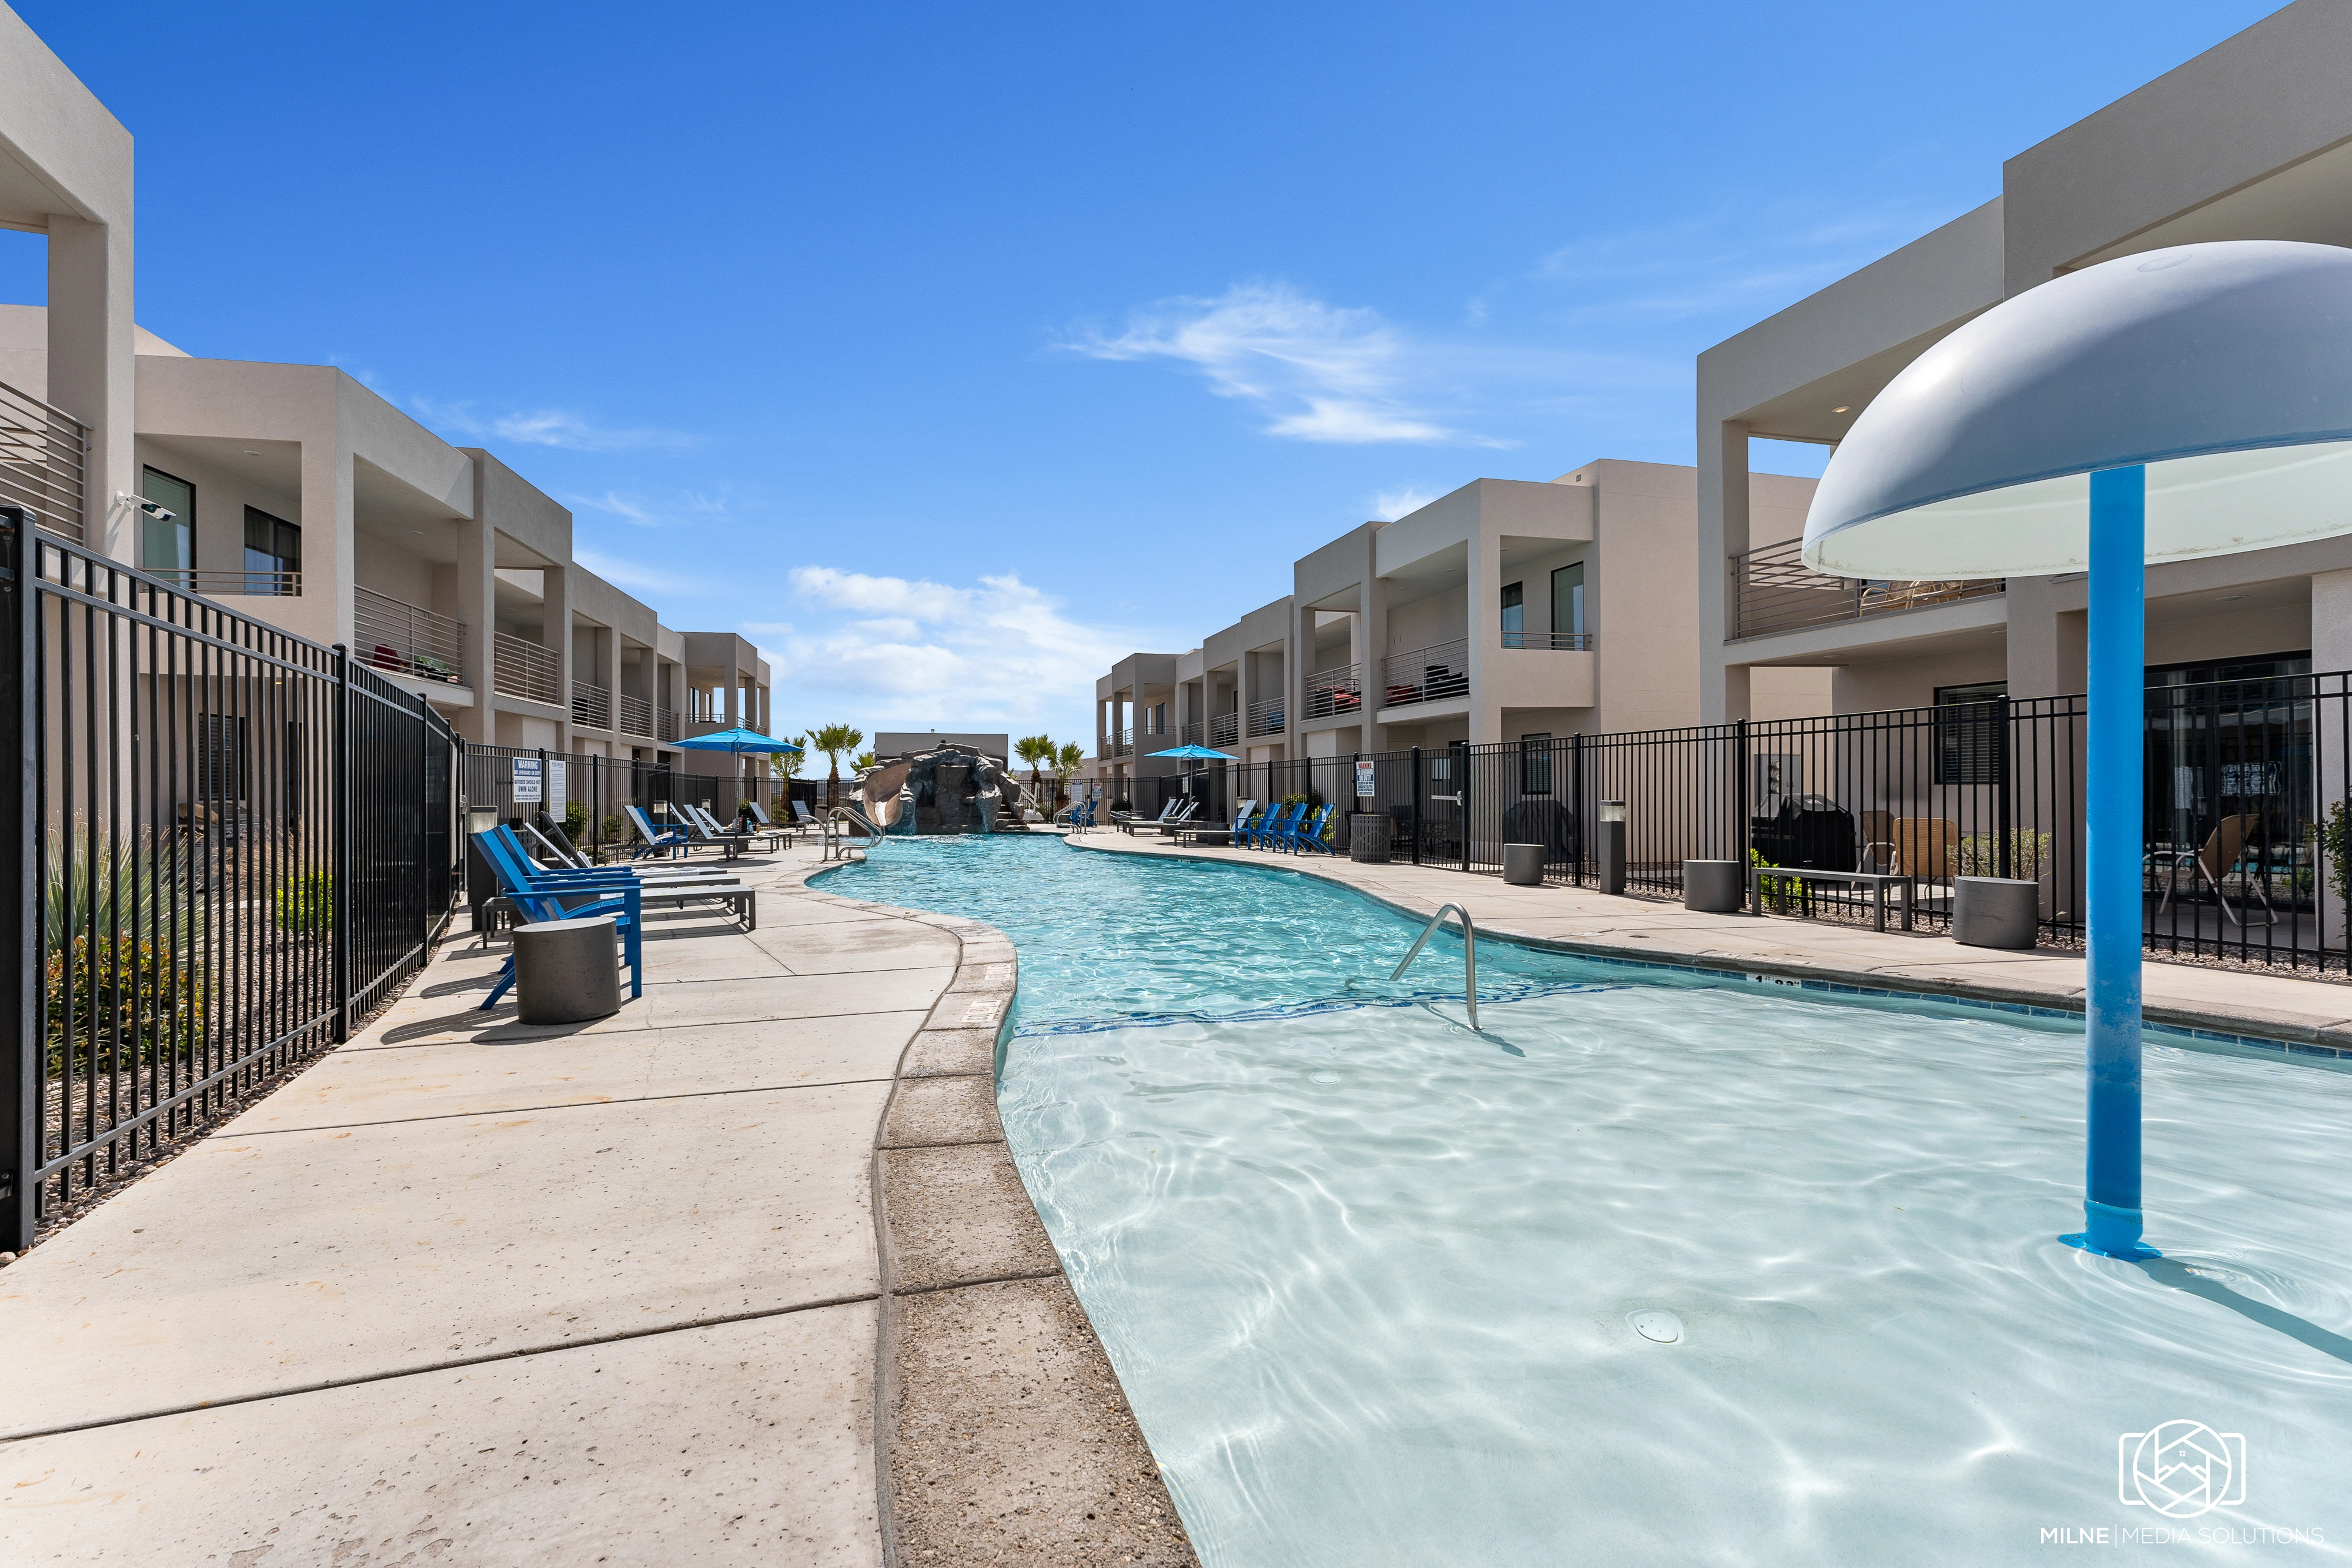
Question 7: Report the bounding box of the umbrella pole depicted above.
[2066,464,2157,1260]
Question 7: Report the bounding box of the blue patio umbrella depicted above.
[1803,239,2352,1260]
[671,726,801,754]
[1147,744,1240,761]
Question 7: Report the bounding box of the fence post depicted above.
[1409,745,1423,865]
[1735,718,1752,869]
[417,691,431,965]
[1454,739,1471,872]
[0,509,35,1251]
[1572,733,1585,887]
[332,644,352,1043]
[1996,694,2014,881]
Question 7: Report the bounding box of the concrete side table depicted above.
[1502,842,1545,885]
[1683,860,1743,912]
[1953,877,2039,950]
[513,915,623,1024]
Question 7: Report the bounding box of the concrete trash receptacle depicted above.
[1953,877,2039,950]
[1349,813,1392,863]
[1502,842,1545,885]
[1683,859,1743,912]
[514,915,623,1024]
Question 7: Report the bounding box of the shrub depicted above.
[601,813,625,845]
[562,800,589,842]
[275,870,334,934]
[45,933,204,1078]
[2320,801,2352,903]
[1748,847,1796,912]
[1957,829,2053,881]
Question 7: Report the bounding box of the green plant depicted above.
[853,750,879,771]
[562,800,589,842]
[1017,734,1054,817]
[1957,828,2052,881]
[275,870,335,934]
[2320,801,2352,904]
[1748,847,1796,913]
[1055,741,1084,810]
[41,824,203,1075]
[601,813,624,845]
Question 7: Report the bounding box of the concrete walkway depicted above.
[0,840,1194,1566]
[1075,829,2352,1048]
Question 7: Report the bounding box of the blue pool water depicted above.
[825,836,2352,1565]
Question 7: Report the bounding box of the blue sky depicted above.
[2,1,2280,752]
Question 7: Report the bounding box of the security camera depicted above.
[139,500,176,523]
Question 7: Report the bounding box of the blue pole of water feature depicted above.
[2065,464,2159,1261]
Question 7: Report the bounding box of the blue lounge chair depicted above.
[1245,801,1301,850]
[499,825,734,887]
[490,825,757,925]
[472,830,643,1008]
[1291,803,1338,855]
[624,804,693,860]
[1227,800,1267,847]
[1277,803,1334,854]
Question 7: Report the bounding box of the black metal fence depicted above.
[1124,669,2352,972]
[1,513,463,1249]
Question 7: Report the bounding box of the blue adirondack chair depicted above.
[1247,801,1301,850]
[624,804,693,859]
[473,830,643,1008]
[1291,803,1339,855]
[1278,803,1334,854]
[1228,800,1266,848]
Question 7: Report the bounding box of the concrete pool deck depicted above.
[0,841,1195,1566]
[1073,828,2352,1048]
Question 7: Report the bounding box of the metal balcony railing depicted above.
[1501,630,1592,650]
[355,584,465,683]
[1208,711,1239,748]
[147,569,302,599]
[1179,720,1204,747]
[1304,661,1363,720]
[0,376,88,544]
[1245,694,1285,738]
[1379,639,1469,708]
[1731,537,2003,639]
[618,690,653,737]
[659,705,681,742]
[493,631,561,704]
[1107,726,1133,758]
[572,680,612,730]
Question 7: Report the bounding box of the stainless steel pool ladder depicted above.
[824,805,886,862]
[1392,902,1478,1031]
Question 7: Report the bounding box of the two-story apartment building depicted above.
[1699,0,2352,724]
[0,69,770,813]
[1097,460,1830,807]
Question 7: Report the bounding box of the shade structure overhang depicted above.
[1801,240,2352,579]
[1147,744,1240,761]
[672,726,800,753]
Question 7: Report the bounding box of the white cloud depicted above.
[571,489,729,529]
[1371,486,1439,521]
[412,395,696,453]
[756,566,1160,747]
[573,547,714,599]
[1060,280,1507,447]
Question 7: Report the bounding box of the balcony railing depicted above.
[355,584,465,683]
[1107,727,1132,758]
[148,569,302,599]
[1732,537,2003,639]
[1208,711,1239,748]
[0,376,88,544]
[1245,694,1285,738]
[658,705,681,743]
[1304,661,1363,720]
[618,690,653,737]
[1379,639,1469,708]
[1501,630,1592,650]
[572,679,612,730]
[1179,720,1204,747]
[493,630,561,704]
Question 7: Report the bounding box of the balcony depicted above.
[1502,630,1592,650]
[1107,727,1132,758]
[0,377,88,545]
[1208,711,1239,748]
[493,631,561,705]
[149,569,301,599]
[658,705,681,743]
[572,679,612,730]
[1380,639,1469,708]
[1304,661,1364,721]
[356,584,465,683]
[618,690,653,737]
[1245,694,1285,738]
[1732,537,2003,640]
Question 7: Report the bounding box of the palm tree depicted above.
[1055,740,1085,816]
[1015,734,1054,820]
[809,723,863,808]
[852,750,878,771]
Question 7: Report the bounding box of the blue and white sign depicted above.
[512,757,543,804]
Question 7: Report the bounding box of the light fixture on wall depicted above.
[1832,406,1850,414]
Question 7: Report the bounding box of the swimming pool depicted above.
[825,835,2352,1564]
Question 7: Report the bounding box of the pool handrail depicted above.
[1390,901,1479,1031]
[824,803,887,861]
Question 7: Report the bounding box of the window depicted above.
[1520,732,1553,795]
[198,713,246,802]
[243,507,300,594]
[1552,562,1586,643]
[140,466,194,573]
[1500,581,1524,642]
[1935,681,2006,785]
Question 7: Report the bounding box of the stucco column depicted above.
[1467,519,1499,744]
[544,563,573,751]
[1287,599,1307,761]
[2313,571,2352,948]
[1698,417,1752,723]
[453,504,497,745]
[1361,549,1388,753]
[46,214,136,564]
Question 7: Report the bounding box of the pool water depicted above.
[825,836,2352,1565]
